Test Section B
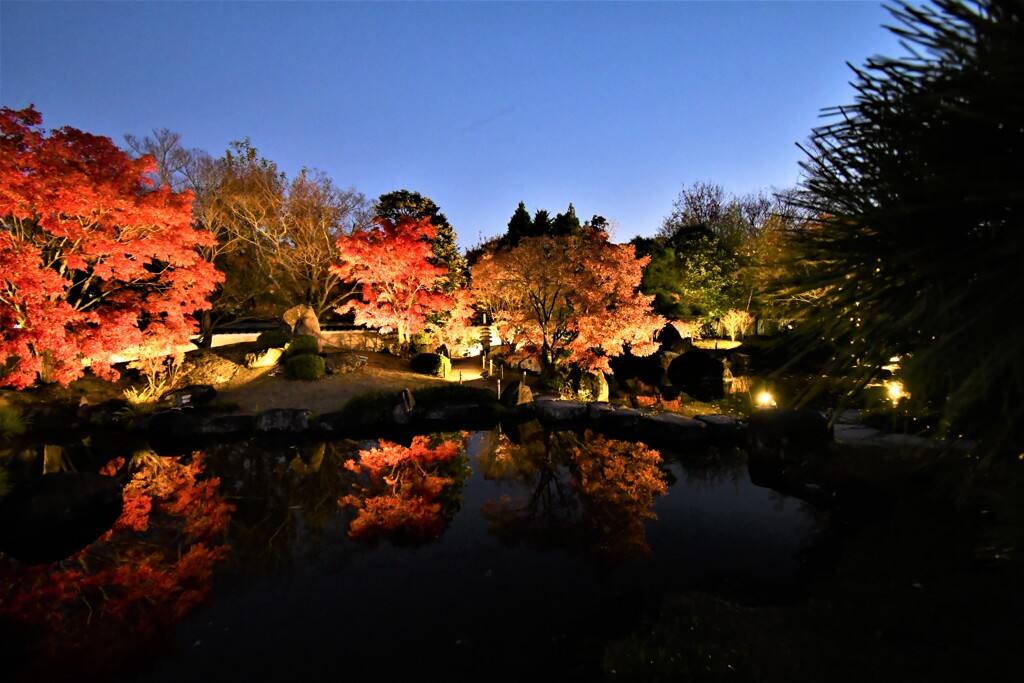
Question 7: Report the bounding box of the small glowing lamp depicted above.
[755,390,777,409]
[886,380,907,403]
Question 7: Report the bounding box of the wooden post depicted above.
[459,371,463,385]
[497,378,501,398]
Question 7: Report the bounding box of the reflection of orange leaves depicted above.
[99,457,125,476]
[339,435,465,545]
[116,493,152,532]
[570,433,667,557]
[347,493,446,542]
[0,452,234,679]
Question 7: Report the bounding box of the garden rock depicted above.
[256,408,311,433]
[639,412,707,446]
[656,322,693,354]
[246,347,283,369]
[388,389,414,425]
[500,380,534,407]
[282,304,324,351]
[534,397,588,424]
[326,352,364,374]
[163,384,217,407]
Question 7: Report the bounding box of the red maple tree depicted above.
[332,216,453,350]
[0,106,222,388]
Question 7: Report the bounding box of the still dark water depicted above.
[0,423,825,682]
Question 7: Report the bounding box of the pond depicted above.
[0,423,826,682]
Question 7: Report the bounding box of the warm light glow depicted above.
[756,391,777,409]
[886,380,907,403]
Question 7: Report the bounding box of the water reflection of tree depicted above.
[196,438,364,576]
[0,450,233,681]
[480,426,668,561]
[339,433,470,546]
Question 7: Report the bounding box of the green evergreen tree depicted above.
[532,209,552,237]
[374,189,468,293]
[506,201,533,247]
[552,203,582,236]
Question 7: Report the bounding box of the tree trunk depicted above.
[198,310,214,349]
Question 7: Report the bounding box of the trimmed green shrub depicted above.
[410,352,450,378]
[282,334,321,360]
[283,353,326,380]
[255,329,291,350]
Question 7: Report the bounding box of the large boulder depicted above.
[500,380,534,408]
[667,349,725,401]
[282,304,324,351]
[568,369,609,402]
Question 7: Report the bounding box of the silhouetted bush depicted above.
[410,353,450,378]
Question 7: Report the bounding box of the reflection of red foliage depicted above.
[570,432,668,557]
[0,452,233,680]
[339,435,464,544]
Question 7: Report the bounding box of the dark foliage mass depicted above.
[783,0,1024,459]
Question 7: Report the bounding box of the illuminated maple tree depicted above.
[339,434,469,546]
[0,106,221,388]
[333,216,455,351]
[471,229,664,374]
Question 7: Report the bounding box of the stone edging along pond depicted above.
[134,390,835,464]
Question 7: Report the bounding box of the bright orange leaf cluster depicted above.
[339,434,466,545]
[0,106,222,388]
[333,216,454,346]
[472,230,664,374]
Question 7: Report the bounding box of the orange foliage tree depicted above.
[339,434,469,546]
[471,230,664,375]
[0,106,221,388]
[332,216,457,351]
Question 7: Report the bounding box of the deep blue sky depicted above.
[1,1,904,251]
